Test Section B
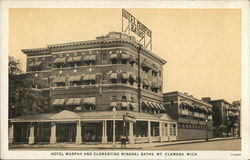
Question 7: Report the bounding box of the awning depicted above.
[83,97,96,105]
[130,103,138,108]
[141,62,151,69]
[110,54,117,60]
[52,99,65,106]
[73,98,82,105]
[200,106,208,113]
[181,101,195,109]
[142,79,150,86]
[121,73,129,80]
[142,100,150,108]
[110,73,118,80]
[83,74,96,81]
[129,55,136,63]
[53,77,66,83]
[152,64,158,72]
[67,56,82,63]
[29,61,42,67]
[156,103,165,110]
[147,101,158,109]
[129,72,137,81]
[54,57,66,64]
[66,98,75,106]
[110,102,118,108]
[121,102,129,108]
[67,98,81,106]
[83,55,96,61]
[208,109,214,114]
[121,53,129,60]
[151,82,159,88]
[68,75,82,82]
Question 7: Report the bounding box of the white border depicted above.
[1,0,249,159]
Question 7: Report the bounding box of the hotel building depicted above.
[9,32,177,145]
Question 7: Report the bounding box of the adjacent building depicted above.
[9,32,178,145]
[203,98,240,138]
[163,92,213,140]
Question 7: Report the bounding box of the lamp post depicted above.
[113,107,116,147]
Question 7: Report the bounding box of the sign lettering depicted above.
[122,9,152,38]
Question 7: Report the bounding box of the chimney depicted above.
[202,97,211,102]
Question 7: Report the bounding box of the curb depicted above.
[154,137,240,148]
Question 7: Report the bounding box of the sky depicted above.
[9,8,241,102]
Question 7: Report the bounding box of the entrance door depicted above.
[56,123,76,143]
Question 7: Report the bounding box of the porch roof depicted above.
[9,111,176,122]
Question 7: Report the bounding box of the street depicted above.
[9,138,240,151]
[145,139,241,150]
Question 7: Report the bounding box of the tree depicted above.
[9,56,50,117]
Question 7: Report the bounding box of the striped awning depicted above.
[142,79,150,86]
[53,77,66,83]
[67,56,82,63]
[110,102,118,108]
[200,106,208,113]
[66,98,75,106]
[208,109,214,114]
[110,73,118,80]
[83,74,96,81]
[147,101,158,109]
[83,55,96,61]
[52,99,65,106]
[142,100,149,108]
[129,72,137,81]
[29,61,42,67]
[151,82,159,88]
[141,62,151,69]
[83,97,96,105]
[130,103,138,108]
[54,57,66,64]
[121,53,129,60]
[181,101,195,109]
[157,103,165,110]
[110,54,117,60]
[121,73,129,80]
[129,55,136,63]
[121,102,129,108]
[68,75,82,82]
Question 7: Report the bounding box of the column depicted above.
[50,122,57,144]
[148,121,152,143]
[28,123,35,144]
[102,120,107,143]
[75,121,82,144]
[168,123,171,142]
[9,122,14,144]
[129,121,134,144]
[159,122,163,142]
[175,123,178,140]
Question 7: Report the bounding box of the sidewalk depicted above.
[9,137,240,150]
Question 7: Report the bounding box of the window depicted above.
[159,70,161,76]
[111,96,116,101]
[111,59,117,64]
[102,54,107,61]
[103,74,107,80]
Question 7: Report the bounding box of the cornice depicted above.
[21,33,167,64]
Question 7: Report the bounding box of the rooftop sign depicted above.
[122,9,152,50]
